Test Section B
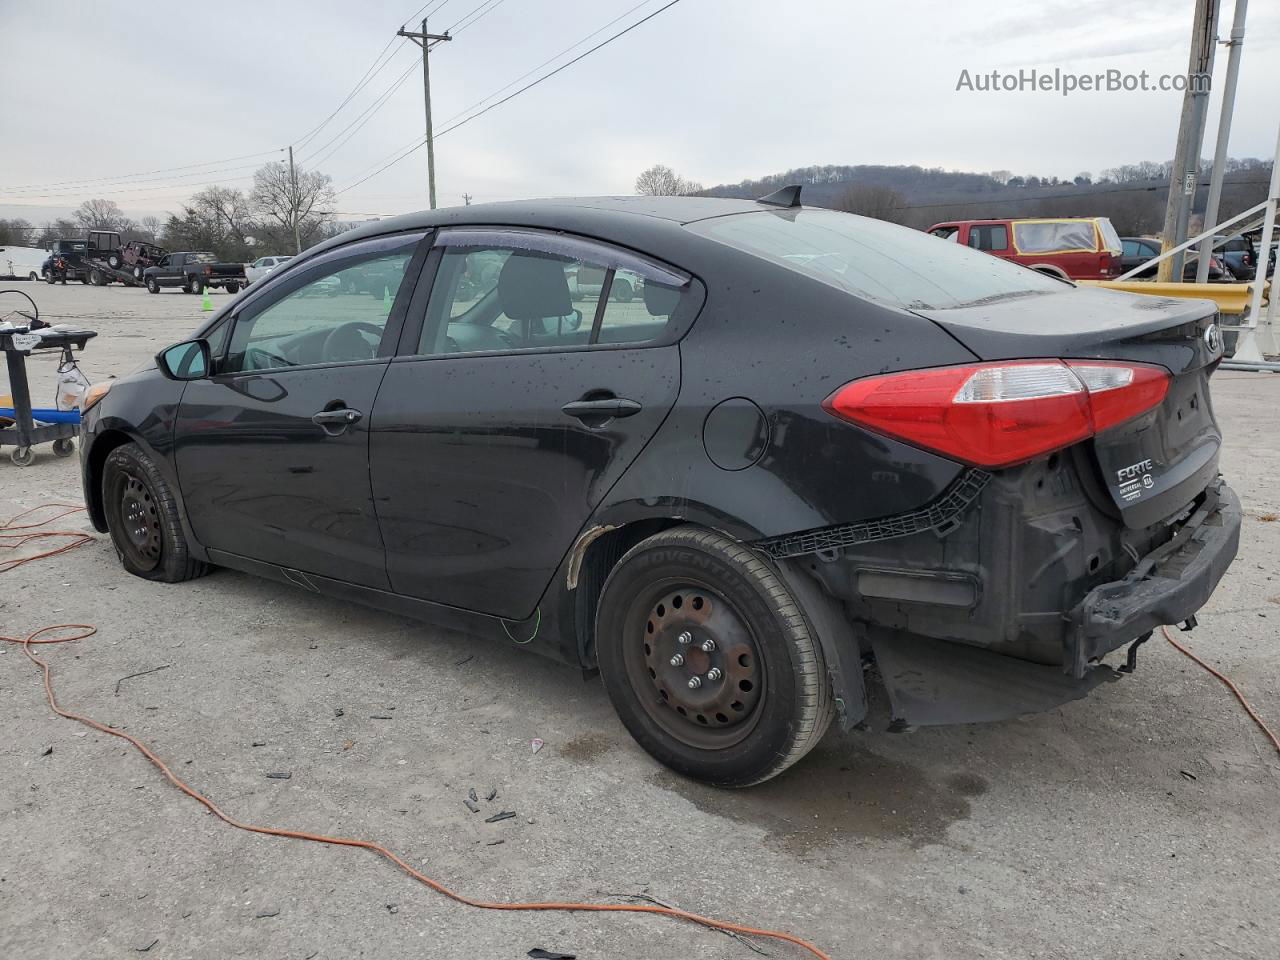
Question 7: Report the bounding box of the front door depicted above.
[174,231,427,587]
[370,227,698,620]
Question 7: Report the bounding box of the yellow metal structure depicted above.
[1077,280,1268,318]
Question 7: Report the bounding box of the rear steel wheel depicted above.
[629,584,765,749]
[597,526,833,787]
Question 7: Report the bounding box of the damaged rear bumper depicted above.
[870,478,1240,727]
[1066,478,1240,678]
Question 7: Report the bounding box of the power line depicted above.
[293,38,410,150]
[0,149,283,194]
[445,0,510,34]
[337,0,685,197]
[434,0,652,131]
[298,56,422,167]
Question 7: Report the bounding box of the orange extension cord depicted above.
[1,503,834,960]
[1161,625,1280,756]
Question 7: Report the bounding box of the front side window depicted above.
[689,210,1063,311]
[224,237,419,373]
[417,229,690,356]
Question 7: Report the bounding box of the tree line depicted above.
[0,161,339,262]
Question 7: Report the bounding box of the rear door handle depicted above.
[561,397,643,422]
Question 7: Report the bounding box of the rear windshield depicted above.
[686,209,1063,310]
[189,252,217,263]
[1012,220,1099,254]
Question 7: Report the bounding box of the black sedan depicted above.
[79,192,1240,786]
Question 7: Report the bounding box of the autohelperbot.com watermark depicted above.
[956,67,1211,96]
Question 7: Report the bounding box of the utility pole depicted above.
[397,19,452,210]
[288,145,301,254]
[1195,0,1248,283]
[1158,0,1220,281]
[462,193,472,206]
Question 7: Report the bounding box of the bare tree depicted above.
[0,218,33,246]
[834,184,907,223]
[635,164,703,196]
[139,216,163,243]
[72,198,129,231]
[251,161,335,254]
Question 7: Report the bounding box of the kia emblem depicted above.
[1204,323,1222,354]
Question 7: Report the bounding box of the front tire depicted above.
[102,443,208,582]
[596,526,834,787]
[146,277,159,294]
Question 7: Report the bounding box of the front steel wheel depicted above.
[102,442,208,582]
[597,526,834,787]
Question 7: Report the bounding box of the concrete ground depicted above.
[2,281,1278,960]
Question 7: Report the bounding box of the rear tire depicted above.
[226,282,240,294]
[45,270,55,284]
[89,268,103,286]
[612,277,634,302]
[28,271,39,282]
[107,253,121,270]
[102,443,208,582]
[596,526,834,787]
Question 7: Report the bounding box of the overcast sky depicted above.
[1,0,1277,226]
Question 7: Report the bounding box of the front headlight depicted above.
[81,380,112,412]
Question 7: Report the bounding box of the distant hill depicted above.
[698,162,1273,234]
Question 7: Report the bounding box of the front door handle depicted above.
[561,397,643,423]
[312,406,363,435]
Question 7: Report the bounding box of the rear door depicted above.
[369,227,698,620]
[174,231,428,586]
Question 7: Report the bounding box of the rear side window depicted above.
[416,228,692,356]
[968,224,1009,251]
[689,210,1063,311]
[1012,220,1098,254]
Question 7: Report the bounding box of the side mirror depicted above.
[562,308,584,332]
[156,339,211,381]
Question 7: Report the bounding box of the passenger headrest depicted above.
[498,253,572,320]
[642,280,682,317]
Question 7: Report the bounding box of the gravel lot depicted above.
[2,282,1278,960]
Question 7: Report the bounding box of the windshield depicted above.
[686,209,1063,310]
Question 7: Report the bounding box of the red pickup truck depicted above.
[927,217,1124,281]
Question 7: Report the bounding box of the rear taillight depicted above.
[824,360,1170,469]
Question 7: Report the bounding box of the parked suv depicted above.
[928,217,1124,280]
[80,196,1239,787]
[122,241,167,281]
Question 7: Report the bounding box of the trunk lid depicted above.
[916,286,1224,528]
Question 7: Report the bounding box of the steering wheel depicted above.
[321,321,384,363]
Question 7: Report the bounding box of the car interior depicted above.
[426,246,682,355]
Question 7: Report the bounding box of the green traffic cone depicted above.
[201,284,213,312]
